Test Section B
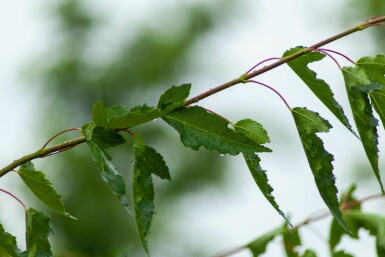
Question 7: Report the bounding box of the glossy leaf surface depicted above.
[292,107,348,232]
[342,66,383,192]
[283,46,355,135]
[163,106,271,155]
[133,135,170,253]
[157,83,191,113]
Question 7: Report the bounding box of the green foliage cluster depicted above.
[1,2,385,256]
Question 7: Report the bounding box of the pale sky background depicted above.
[0,1,384,257]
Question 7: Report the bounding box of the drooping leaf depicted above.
[342,66,383,192]
[329,211,385,257]
[234,119,270,144]
[283,46,356,136]
[357,55,385,127]
[82,123,131,214]
[133,135,170,253]
[0,223,21,257]
[282,224,301,257]
[93,84,191,129]
[18,162,75,219]
[157,83,191,113]
[25,208,53,257]
[247,227,283,257]
[243,153,290,225]
[234,119,289,224]
[163,106,271,155]
[291,107,349,232]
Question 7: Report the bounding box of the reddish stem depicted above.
[244,57,282,75]
[41,128,81,150]
[0,188,27,210]
[247,80,292,110]
[316,48,356,65]
[314,49,342,70]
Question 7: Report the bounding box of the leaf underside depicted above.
[283,46,356,136]
[342,66,383,192]
[291,107,349,232]
[163,106,271,155]
[133,135,170,254]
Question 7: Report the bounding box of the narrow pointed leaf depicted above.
[0,223,22,257]
[292,107,349,232]
[247,227,283,257]
[157,84,191,113]
[25,208,52,257]
[282,224,301,257]
[243,153,290,225]
[342,66,383,192]
[329,211,385,257]
[82,123,131,214]
[357,55,385,127]
[133,135,170,253]
[163,106,271,155]
[17,162,75,219]
[234,119,289,224]
[283,47,355,136]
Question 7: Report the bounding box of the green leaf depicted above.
[247,227,283,257]
[92,84,191,129]
[302,250,318,257]
[25,208,52,257]
[163,106,271,155]
[243,153,290,226]
[282,225,301,257]
[18,162,75,219]
[82,123,131,214]
[333,251,354,257]
[342,66,383,192]
[133,135,170,253]
[283,46,355,136]
[234,119,270,144]
[0,223,21,257]
[93,101,162,129]
[157,84,191,113]
[234,119,289,225]
[89,125,126,148]
[329,211,385,257]
[357,55,385,127]
[291,107,349,232]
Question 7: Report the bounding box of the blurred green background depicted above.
[0,0,384,257]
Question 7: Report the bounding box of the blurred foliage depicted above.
[345,0,385,50]
[28,0,242,256]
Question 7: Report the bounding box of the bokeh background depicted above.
[0,1,384,256]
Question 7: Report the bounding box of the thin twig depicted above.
[0,188,27,209]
